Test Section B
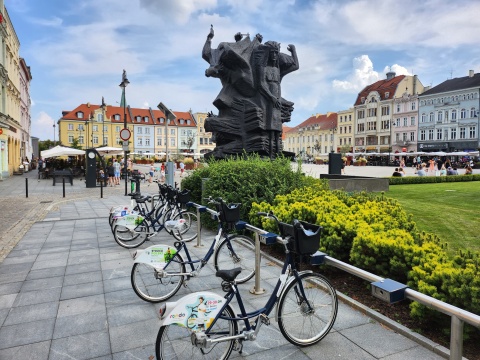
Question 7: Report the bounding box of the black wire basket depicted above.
[278,220,322,255]
[176,190,190,204]
[219,202,241,227]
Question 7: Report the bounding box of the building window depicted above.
[411,102,416,110]
[104,137,108,145]
[116,126,120,132]
[145,138,150,146]
[114,114,120,120]
[460,127,466,139]
[159,118,164,124]
[157,138,162,146]
[145,128,150,134]
[410,132,415,141]
[116,137,121,145]
[460,109,466,119]
[470,108,476,118]
[410,117,415,126]
[170,129,175,135]
[420,130,426,141]
[429,112,434,122]
[367,108,377,117]
[144,116,149,123]
[79,135,84,144]
[451,128,456,140]
[437,111,443,122]
[381,120,389,130]
[357,110,365,119]
[381,106,389,116]
[97,114,104,122]
[68,124,74,130]
[367,121,376,131]
[200,138,203,145]
[137,127,142,134]
[138,138,143,145]
[437,129,442,140]
[403,117,408,127]
[421,113,426,123]
[357,123,365,132]
[93,125,98,132]
[451,109,457,120]
[93,136,99,144]
[77,111,84,119]
[428,129,434,140]
[170,138,175,146]
[68,135,74,143]
[469,126,476,138]
[103,125,107,132]
[157,128,162,135]
[396,104,401,113]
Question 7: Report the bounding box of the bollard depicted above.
[62,177,66,198]
[100,179,103,198]
[25,178,28,198]
[249,232,265,295]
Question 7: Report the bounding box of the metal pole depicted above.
[25,178,28,198]
[62,177,65,198]
[100,177,103,198]
[450,315,464,360]
[195,206,203,247]
[123,91,128,196]
[165,110,168,162]
[249,232,265,295]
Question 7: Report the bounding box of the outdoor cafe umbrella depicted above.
[41,145,85,159]
[95,146,124,155]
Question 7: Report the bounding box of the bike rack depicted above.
[187,202,207,247]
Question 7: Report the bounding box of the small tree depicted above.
[71,138,82,150]
[186,134,195,153]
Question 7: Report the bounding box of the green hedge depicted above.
[389,174,480,185]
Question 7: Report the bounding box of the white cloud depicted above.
[332,55,380,92]
[139,0,217,24]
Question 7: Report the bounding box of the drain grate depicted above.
[40,200,53,203]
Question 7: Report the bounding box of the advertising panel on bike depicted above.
[160,292,224,332]
[133,245,178,269]
[115,214,145,229]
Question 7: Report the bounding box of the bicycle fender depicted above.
[160,292,226,332]
[274,270,313,323]
[114,214,145,230]
[132,244,178,269]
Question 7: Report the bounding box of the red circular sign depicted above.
[120,128,131,141]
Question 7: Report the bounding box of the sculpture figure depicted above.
[202,26,299,159]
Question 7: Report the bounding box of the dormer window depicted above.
[159,117,164,124]
[144,116,149,123]
[187,119,191,125]
[114,114,120,120]
[361,97,365,103]
[77,111,84,119]
[179,119,185,124]
[385,92,390,99]
[136,116,141,122]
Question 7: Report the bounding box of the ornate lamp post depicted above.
[119,70,130,195]
[53,124,56,146]
[100,96,106,146]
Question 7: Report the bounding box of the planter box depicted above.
[320,174,389,192]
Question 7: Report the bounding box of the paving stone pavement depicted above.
[0,168,457,359]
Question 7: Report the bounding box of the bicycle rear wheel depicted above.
[131,252,185,302]
[113,223,149,248]
[214,234,255,284]
[171,211,199,242]
[155,305,237,360]
[277,272,337,346]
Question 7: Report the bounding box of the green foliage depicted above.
[181,154,313,222]
[389,174,480,185]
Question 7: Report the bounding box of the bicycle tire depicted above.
[171,211,199,242]
[155,304,237,360]
[277,272,337,346]
[214,234,255,284]
[113,223,149,248]
[131,252,185,302]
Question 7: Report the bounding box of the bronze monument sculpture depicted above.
[202,26,299,159]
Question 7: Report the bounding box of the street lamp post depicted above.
[157,102,176,185]
[53,124,56,146]
[101,96,106,146]
[119,70,130,196]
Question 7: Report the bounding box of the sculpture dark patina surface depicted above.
[202,26,299,159]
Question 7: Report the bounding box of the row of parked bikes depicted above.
[108,180,338,359]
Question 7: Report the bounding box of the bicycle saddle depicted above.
[135,196,152,203]
[215,267,242,282]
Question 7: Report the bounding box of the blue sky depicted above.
[6,0,480,141]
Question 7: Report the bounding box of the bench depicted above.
[52,169,74,186]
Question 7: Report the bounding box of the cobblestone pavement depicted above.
[0,166,184,263]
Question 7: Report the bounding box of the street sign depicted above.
[120,128,131,141]
[122,141,129,151]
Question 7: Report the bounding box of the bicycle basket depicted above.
[293,220,322,255]
[219,202,241,224]
[167,187,177,201]
[176,190,190,204]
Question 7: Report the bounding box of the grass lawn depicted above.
[386,181,480,255]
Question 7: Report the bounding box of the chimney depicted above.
[386,71,396,80]
[469,70,474,78]
[413,75,417,94]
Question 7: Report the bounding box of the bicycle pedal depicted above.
[233,340,243,354]
[260,314,270,326]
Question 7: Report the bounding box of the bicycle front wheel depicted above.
[277,272,337,346]
[214,234,255,284]
[131,252,185,302]
[156,305,237,360]
[171,211,199,242]
[113,223,149,248]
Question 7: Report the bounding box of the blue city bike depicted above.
[154,211,338,359]
[130,198,256,303]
